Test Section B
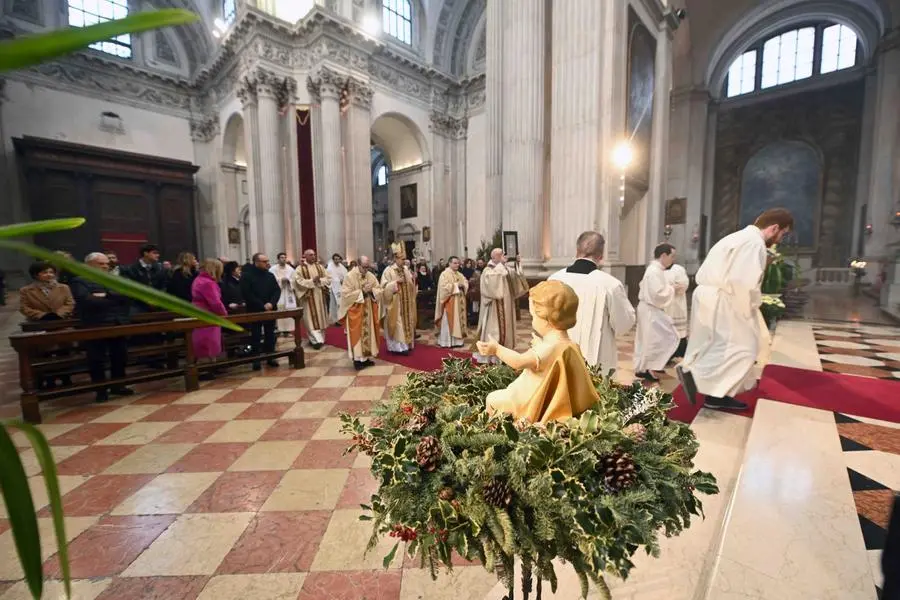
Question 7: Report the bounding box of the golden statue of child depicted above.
[476,280,600,424]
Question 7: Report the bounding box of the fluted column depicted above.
[485,0,503,237]
[310,68,346,259]
[307,79,327,254]
[548,0,603,267]
[238,75,262,255]
[256,71,286,255]
[345,78,374,260]
[644,30,673,263]
[280,78,300,261]
[501,0,546,265]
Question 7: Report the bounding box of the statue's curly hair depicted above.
[529,280,578,330]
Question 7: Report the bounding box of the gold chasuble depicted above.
[339,269,383,361]
[292,262,332,333]
[380,264,417,347]
[435,268,468,340]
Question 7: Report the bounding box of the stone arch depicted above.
[151,0,215,74]
[221,113,246,165]
[370,111,429,169]
[465,12,486,75]
[706,0,886,101]
[433,0,484,73]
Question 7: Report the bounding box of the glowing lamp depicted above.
[612,141,633,170]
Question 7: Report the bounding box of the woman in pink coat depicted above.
[191,259,228,362]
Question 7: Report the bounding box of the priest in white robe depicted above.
[435,256,469,348]
[664,262,690,358]
[474,249,529,364]
[292,249,332,349]
[380,243,417,355]
[677,208,793,411]
[326,253,347,326]
[633,244,682,381]
[549,231,635,375]
[269,252,296,335]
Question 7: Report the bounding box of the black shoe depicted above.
[354,361,369,371]
[252,362,262,371]
[675,365,697,405]
[199,372,216,381]
[636,371,659,382]
[95,391,109,403]
[704,396,748,411]
[110,387,135,397]
[310,343,323,350]
[266,359,279,368]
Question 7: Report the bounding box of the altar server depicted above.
[677,208,793,411]
[549,231,634,374]
[633,244,681,381]
[474,248,529,364]
[292,249,331,350]
[664,261,690,358]
[269,252,296,335]
[435,256,469,348]
[339,256,383,370]
[327,253,347,326]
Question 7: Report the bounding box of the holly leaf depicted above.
[383,542,399,569]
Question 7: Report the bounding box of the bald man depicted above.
[292,249,331,350]
[473,248,529,364]
[339,256,384,370]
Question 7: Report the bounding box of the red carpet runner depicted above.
[321,327,469,372]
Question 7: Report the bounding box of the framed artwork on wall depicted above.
[665,198,687,225]
[227,228,241,244]
[422,226,431,242]
[400,183,417,219]
[503,230,519,258]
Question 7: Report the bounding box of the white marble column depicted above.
[548,0,604,268]
[644,28,673,263]
[310,68,346,259]
[238,76,262,255]
[485,0,503,237]
[430,117,450,260]
[306,79,327,254]
[345,78,374,261]
[851,68,877,261]
[255,71,287,256]
[501,0,546,264]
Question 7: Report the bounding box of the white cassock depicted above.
[633,260,680,373]
[681,225,767,398]
[549,268,635,374]
[269,263,296,333]
[326,261,347,325]
[664,264,689,339]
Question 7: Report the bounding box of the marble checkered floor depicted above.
[812,322,900,380]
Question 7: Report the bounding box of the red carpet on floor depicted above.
[321,327,469,371]
[668,364,900,424]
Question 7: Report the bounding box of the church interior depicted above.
[1,0,900,598]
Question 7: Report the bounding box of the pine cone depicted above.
[422,406,437,422]
[483,477,513,508]
[406,414,430,433]
[599,449,638,492]
[415,436,442,471]
[624,423,647,443]
[438,487,455,501]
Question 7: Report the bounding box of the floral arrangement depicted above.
[760,294,786,323]
[340,359,718,599]
[850,259,867,278]
[762,244,794,294]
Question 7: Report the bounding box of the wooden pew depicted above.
[10,309,305,423]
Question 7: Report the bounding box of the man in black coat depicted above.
[240,253,281,370]
[120,243,167,314]
[70,252,134,403]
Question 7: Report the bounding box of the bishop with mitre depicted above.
[549,231,635,374]
[474,248,529,363]
[339,256,383,371]
[435,256,469,348]
[292,249,331,350]
[380,243,417,355]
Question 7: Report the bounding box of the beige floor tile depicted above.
[363,365,396,376]
[340,386,385,401]
[282,401,337,419]
[96,422,177,446]
[0,516,98,579]
[353,452,373,469]
[312,375,356,388]
[260,469,348,511]
[18,445,85,476]
[111,472,220,515]
[228,441,305,471]
[91,405,165,423]
[312,417,369,440]
[401,567,499,600]
[0,474,90,521]
[0,578,111,600]
[310,509,402,571]
[387,374,408,386]
[173,389,231,404]
[288,366,330,377]
[103,443,196,475]
[196,574,307,600]
[257,389,308,403]
[10,423,79,448]
[205,419,275,443]
[238,377,287,389]
[122,512,253,576]
[187,403,252,421]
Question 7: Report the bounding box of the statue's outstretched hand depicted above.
[476,339,499,356]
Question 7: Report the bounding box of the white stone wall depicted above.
[465,111,487,255]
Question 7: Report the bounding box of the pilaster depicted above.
[485,0,503,238]
[238,74,262,255]
[644,29,673,264]
[430,113,469,260]
[344,77,374,260]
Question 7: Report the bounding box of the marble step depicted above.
[702,400,874,600]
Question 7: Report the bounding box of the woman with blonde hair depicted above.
[167,251,199,302]
[191,258,228,377]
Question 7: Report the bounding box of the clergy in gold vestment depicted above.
[381,243,417,355]
[435,256,468,348]
[474,248,529,364]
[476,281,599,424]
[339,256,384,370]
[292,249,332,350]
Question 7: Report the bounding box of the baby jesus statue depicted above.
[476,280,600,424]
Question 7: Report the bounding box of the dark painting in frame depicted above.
[400,183,418,219]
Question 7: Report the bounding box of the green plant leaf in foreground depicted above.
[0,9,198,72]
[0,426,43,600]
[7,422,71,599]
[0,240,243,332]
[0,219,86,239]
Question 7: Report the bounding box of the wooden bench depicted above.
[10,309,305,423]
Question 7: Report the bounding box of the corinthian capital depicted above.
[347,78,373,110]
[190,115,220,143]
[237,74,258,106]
[430,112,468,139]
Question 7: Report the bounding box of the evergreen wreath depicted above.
[340,358,718,599]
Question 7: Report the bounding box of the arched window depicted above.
[223,0,236,24]
[383,0,413,45]
[725,22,860,99]
[67,0,131,59]
[376,165,388,186]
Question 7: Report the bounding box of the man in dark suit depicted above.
[70,252,134,403]
[240,253,281,370]
[121,243,167,314]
